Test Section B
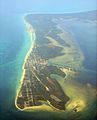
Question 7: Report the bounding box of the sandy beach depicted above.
[15,15,36,111]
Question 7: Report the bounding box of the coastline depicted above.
[15,14,84,112]
[15,15,65,112]
[15,14,96,114]
[15,14,36,111]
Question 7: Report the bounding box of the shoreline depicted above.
[15,15,64,112]
[15,14,85,112]
[15,14,36,111]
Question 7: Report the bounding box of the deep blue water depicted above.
[70,21,97,71]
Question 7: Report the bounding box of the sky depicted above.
[0,0,97,13]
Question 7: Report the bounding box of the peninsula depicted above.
[15,13,95,114]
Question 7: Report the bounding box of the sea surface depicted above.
[0,13,96,120]
[70,21,97,71]
[0,13,32,119]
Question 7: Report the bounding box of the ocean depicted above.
[0,13,32,119]
[70,21,97,71]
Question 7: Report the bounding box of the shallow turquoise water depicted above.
[0,13,32,118]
